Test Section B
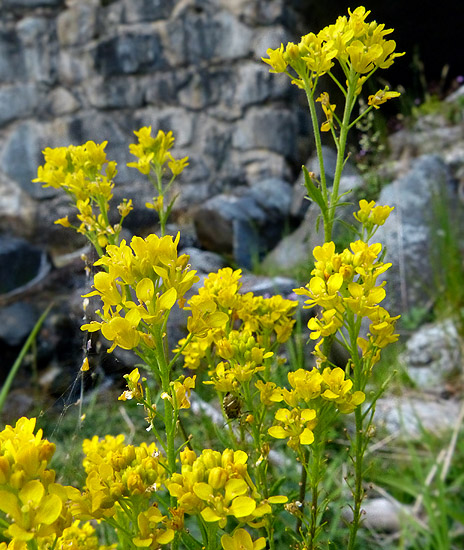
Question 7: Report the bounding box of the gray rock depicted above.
[86,76,145,109]
[235,62,291,107]
[342,497,404,533]
[240,274,298,298]
[122,0,173,23]
[57,48,94,85]
[375,395,461,438]
[56,2,98,47]
[3,0,63,6]
[194,178,292,269]
[248,177,292,215]
[43,87,80,116]
[16,17,59,84]
[400,319,461,391]
[0,171,37,237]
[178,68,234,111]
[375,155,452,315]
[0,28,26,82]
[0,236,51,297]
[181,247,227,274]
[260,208,314,276]
[93,32,166,76]
[0,302,40,346]
[232,107,299,159]
[0,83,39,127]
[194,192,264,254]
[167,8,253,65]
[240,150,293,184]
[0,122,44,198]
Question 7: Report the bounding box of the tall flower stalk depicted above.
[263,5,403,546]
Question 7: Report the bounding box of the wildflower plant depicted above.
[7,5,404,550]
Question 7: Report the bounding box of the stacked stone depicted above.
[0,0,309,250]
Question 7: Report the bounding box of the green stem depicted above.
[346,315,366,550]
[306,433,326,550]
[328,68,358,238]
[347,406,364,550]
[304,83,328,202]
[153,327,176,477]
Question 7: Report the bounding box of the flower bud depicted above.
[208,467,227,490]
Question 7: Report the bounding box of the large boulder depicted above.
[194,178,293,269]
[375,154,453,316]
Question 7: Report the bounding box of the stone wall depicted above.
[0,0,312,251]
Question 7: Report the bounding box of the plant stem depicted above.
[307,434,325,550]
[346,317,366,550]
[347,405,364,550]
[303,80,331,242]
[153,327,176,476]
[328,68,357,238]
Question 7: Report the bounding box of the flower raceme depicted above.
[166,448,286,529]
[0,418,78,546]
[262,6,404,83]
[33,141,132,250]
[176,267,297,372]
[127,126,188,178]
[295,201,399,368]
[266,366,366,450]
[262,6,404,126]
[81,233,199,352]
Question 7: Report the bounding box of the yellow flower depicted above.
[54,216,71,228]
[117,198,133,218]
[134,507,174,547]
[221,528,266,550]
[316,92,337,132]
[346,39,383,73]
[168,155,189,176]
[118,368,144,401]
[307,308,343,340]
[255,381,283,406]
[300,32,337,76]
[261,44,287,73]
[321,367,353,400]
[288,368,323,403]
[368,87,401,109]
[170,376,196,409]
[268,407,317,450]
[128,127,183,177]
[0,480,64,542]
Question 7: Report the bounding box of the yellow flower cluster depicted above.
[166,448,286,529]
[128,126,189,178]
[353,199,394,239]
[221,528,265,550]
[0,418,115,550]
[0,417,73,544]
[204,330,273,393]
[177,268,297,370]
[295,201,399,368]
[262,6,404,95]
[264,366,365,450]
[33,141,131,249]
[52,520,116,550]
[71,434,166,519]
[81,233,199,353]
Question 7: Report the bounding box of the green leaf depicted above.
[303,166,327,215]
